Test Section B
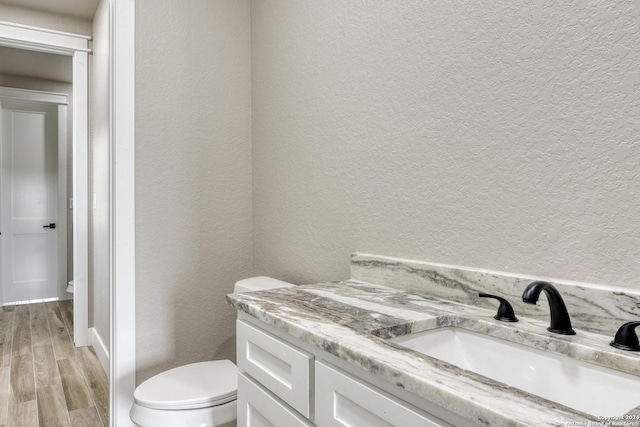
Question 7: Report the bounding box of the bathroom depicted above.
[139,0,639,376]
[135,1,639,425]
[2,0,639,426]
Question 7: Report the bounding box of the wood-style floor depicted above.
[0,300,109,427]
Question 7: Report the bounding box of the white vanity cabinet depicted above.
[236,317,461,427]
[237,320,313,418]
[315,362,451,427]
[237,373,313,427]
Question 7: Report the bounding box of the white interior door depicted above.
[1,100,59,304]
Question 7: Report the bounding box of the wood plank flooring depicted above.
[0,301,108,427]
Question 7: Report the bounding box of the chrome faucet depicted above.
[522,281,576,335]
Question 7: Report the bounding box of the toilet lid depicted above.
[134,360,238,410]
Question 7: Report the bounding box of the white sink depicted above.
[389,327,640,417]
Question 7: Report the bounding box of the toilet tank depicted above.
[234,276,295,293]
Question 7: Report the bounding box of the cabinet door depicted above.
[237,320,313,417]
[238,373,314,427]
[316,362,451,427]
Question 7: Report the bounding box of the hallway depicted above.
[0,301,108,426]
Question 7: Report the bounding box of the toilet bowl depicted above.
[130,360,238,427]
[130,277,294,427]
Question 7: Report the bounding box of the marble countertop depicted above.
[228,280,640,427]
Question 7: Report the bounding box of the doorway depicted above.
[0,23,90,349]
[0,6,137,425]
[0,96,68,305]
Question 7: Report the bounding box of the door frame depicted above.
[109,1,136,426]
[0,89,68,304]
[0,23,90,347]
[0,7,137,425]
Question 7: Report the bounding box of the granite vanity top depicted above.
[228,280,640,427]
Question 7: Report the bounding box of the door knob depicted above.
[43,223,56,229]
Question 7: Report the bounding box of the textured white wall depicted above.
[251,1,640,289]
[0,3,91,34]
[135,0,253,383]
[0,47,72,83]
[89,0,110,349]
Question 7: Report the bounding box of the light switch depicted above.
[93,193,97,210]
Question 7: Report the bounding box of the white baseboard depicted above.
[89,327,110,378]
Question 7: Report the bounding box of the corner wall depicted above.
[135,0,253,383]
[90,0,110,357]
[251,1,640,289]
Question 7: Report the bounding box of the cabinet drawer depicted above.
[316,362,451,427]
[237,320,313,418]
[238,373,314,427]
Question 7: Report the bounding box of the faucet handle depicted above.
[478,293,518,322]
[610,321,640,351]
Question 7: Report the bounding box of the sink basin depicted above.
[389,327,640,417]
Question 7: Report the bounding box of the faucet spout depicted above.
[522,281,576,335]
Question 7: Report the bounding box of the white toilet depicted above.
[130,276,295,427]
